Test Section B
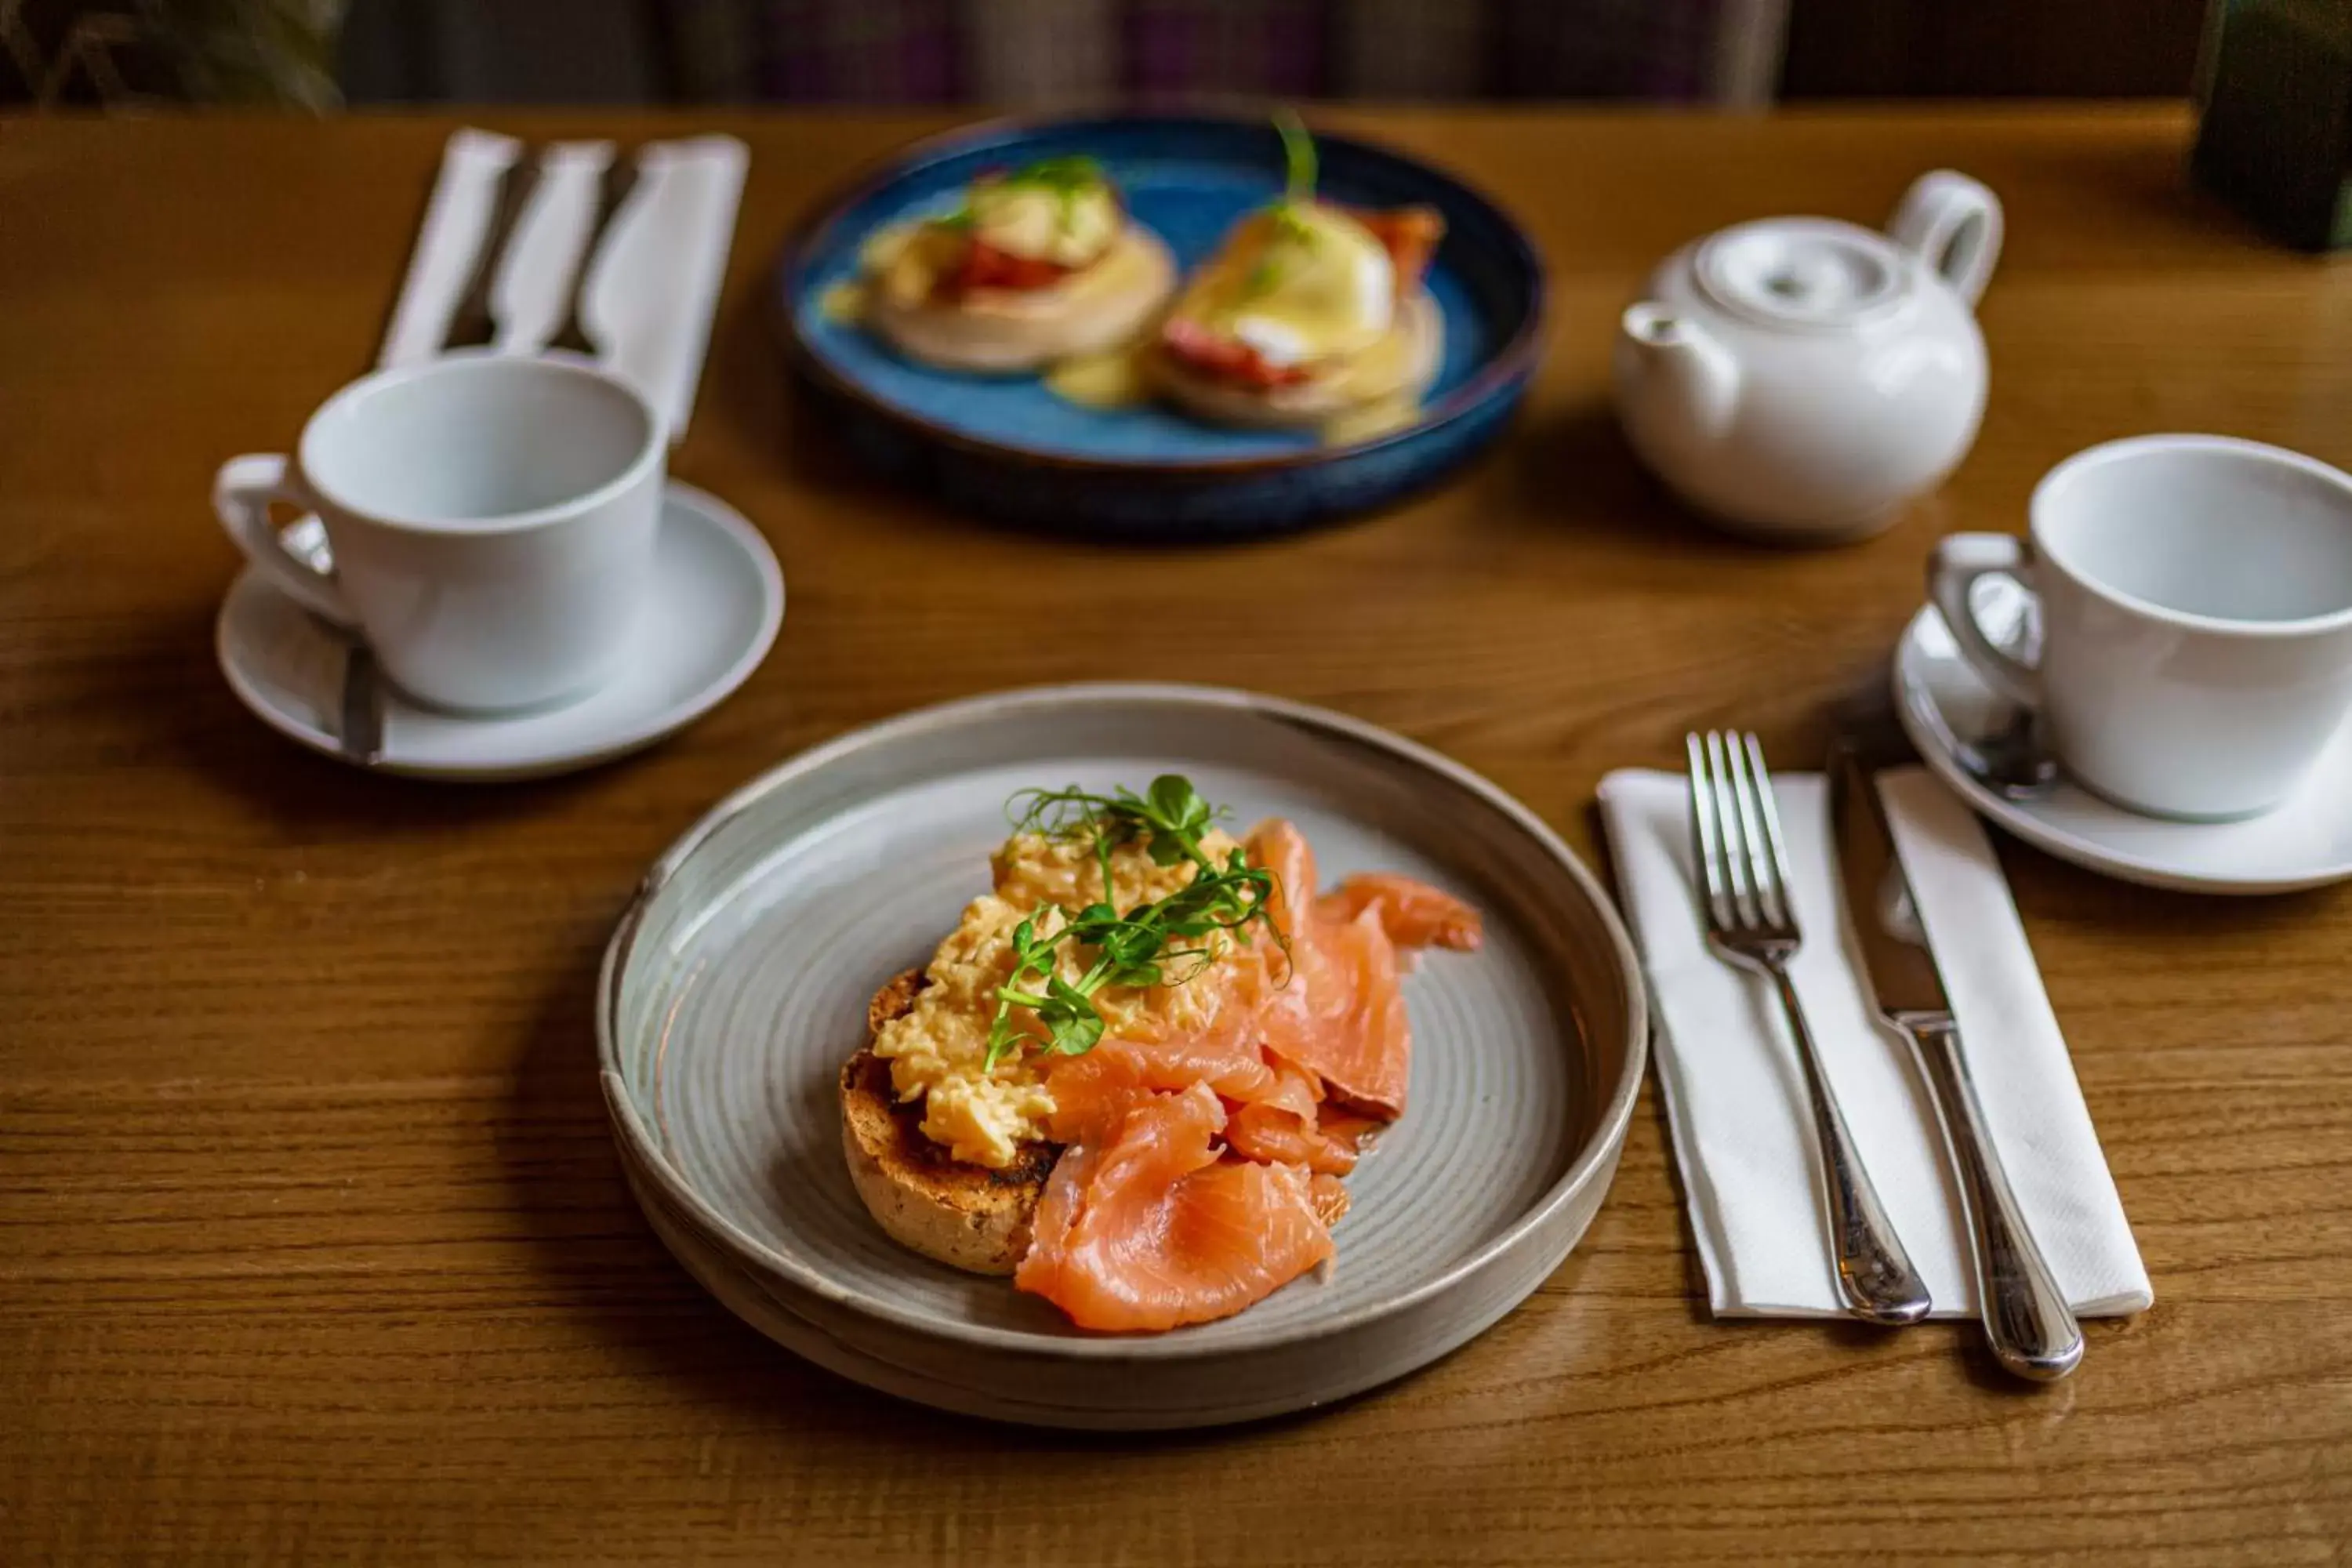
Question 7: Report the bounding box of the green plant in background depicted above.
[3,0,346,108]
[5,0,347,110]
[147,0,343,107]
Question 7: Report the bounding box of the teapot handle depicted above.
[1886,170,2002,308]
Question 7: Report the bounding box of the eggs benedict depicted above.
[1150,118,1446,433]
[859,155,1177,374]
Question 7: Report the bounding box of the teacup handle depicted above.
[213,454,356,626]
[1888,169,2002,308]
[1929,532,2043,709]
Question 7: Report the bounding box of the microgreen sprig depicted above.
[1273,111,1319,229]
[1247,111,1320,296]
[950,154,1108,238]
[982,776,1286,1069]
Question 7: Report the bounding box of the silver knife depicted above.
[1831,743,2084,1381]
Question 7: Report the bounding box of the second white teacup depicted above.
[214,352,666,713]
[1931,434,2352,820]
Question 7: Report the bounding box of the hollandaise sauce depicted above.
[817,279,867,325]
[1321,394,1421,447]
[858,220,921,272]
[1043,339,1154,410]
[818,220,927,326]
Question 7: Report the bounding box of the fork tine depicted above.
[1742,732,1798,931]
[1705,731,1759,928]
[1724,731,1782,930]
[1685,732,1733,931]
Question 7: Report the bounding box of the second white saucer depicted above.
[1894,604,2352,894]
[216,481,783,782]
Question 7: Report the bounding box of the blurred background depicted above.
[3,0,2211,112]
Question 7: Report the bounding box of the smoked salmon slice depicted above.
[1260,904,1411,1117]
[1222,1062,1363,1174]
[1225,1100,1362,1175]
[1003,816,1477,1330]
[1042,1024,1276,1143]
[1310,1172,1352,1229]
[1250,818,1319,935]
[1015,1083,1334,1331]
[1243,821,1482,1121]
[1316,873,1484,952]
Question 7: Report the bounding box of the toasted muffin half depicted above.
[868,224,1177,376]
[1149,289,1444,430]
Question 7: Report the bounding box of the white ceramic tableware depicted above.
[1613,169,2002,543]
[1893,601,2352,893]
[216,482,782,781]
[1930,434,2352,821]
[212,351,665,713]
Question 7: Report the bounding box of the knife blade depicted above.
[1830,742,2084,1382]
[1832,751,1951,1022]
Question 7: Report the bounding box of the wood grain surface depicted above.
[5,107,2351,1566]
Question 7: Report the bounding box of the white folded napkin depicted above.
[1598,765,2152,1319]
[379,129,746,442]
[379,128,520,369]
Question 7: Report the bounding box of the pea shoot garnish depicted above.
[982,776,1287,1069]
[1247,111,1320,296]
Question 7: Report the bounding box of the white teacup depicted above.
[214,352,666,713]
[1931,434,2352,820]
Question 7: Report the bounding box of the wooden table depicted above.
[5,106,2350,1565]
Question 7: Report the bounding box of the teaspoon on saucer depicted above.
[1948,704,2058,801]
[279,515,386,767]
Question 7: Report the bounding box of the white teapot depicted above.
[1613,170,2002,543]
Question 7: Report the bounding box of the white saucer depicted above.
[216,482,783,782]
[1894,604,2352,895]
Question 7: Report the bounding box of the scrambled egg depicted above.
[872,826,1244,1168]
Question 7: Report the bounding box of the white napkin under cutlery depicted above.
[1599,765,2153,1320]
[379,128,747,443]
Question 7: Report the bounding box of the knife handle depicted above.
[1906,1018,2084,1381]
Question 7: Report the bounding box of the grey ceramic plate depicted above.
[597,684,1646,1428]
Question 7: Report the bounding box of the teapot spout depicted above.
[1617,304,1740,441]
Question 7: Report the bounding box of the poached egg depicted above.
[1172,201,1397,370]
[969,179,1123,269]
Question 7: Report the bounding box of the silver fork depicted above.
[1686,731,1932,1326]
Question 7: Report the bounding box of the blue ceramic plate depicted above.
[775,114,1545,540]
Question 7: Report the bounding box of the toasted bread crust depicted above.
[839,971,1058,1276]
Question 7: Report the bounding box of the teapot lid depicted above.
[1693,218,1911,331]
